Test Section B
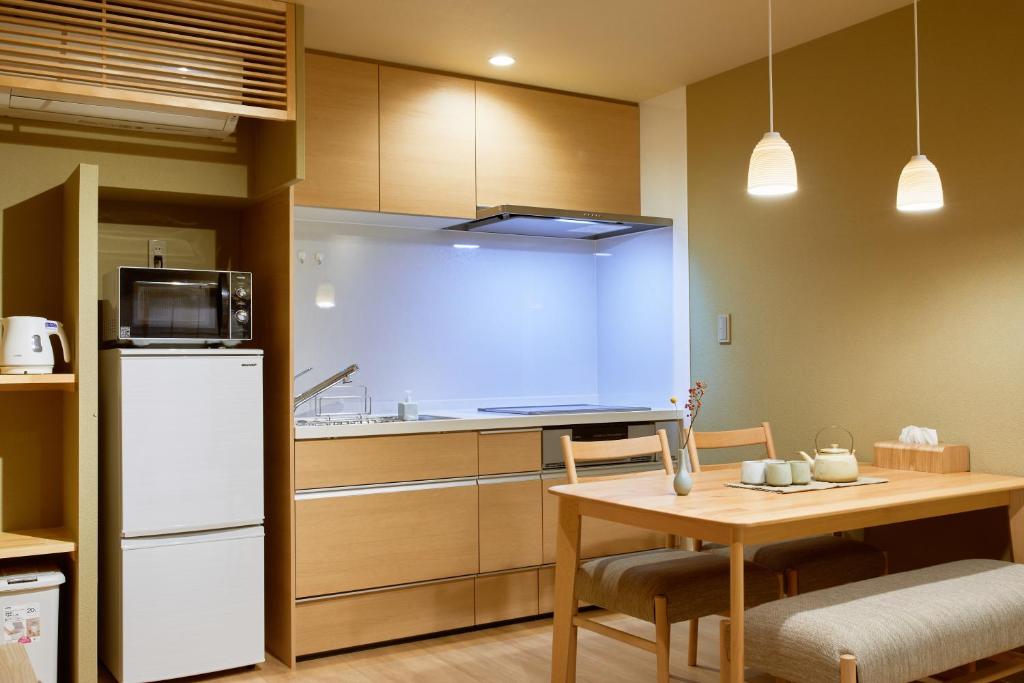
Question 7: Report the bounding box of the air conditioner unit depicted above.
[0,90,239,139]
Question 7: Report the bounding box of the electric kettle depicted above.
[0,316,70,374]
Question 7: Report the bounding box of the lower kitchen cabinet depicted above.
[478,474,542,573]
[475,569,539,625]
[296,578,475,655]
[478,429,541,475]
[542,476,665,563]
[295,478,479,597]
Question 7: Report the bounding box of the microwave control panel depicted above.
[230,271,253,340]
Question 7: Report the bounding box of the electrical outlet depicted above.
[717,314,731,344]
[148,239,166,268]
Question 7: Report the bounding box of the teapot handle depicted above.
[814,425,854,454]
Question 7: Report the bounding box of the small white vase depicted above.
[673,469,693,496]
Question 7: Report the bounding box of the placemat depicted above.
[724,476,889,494]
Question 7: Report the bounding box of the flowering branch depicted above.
[670,380,707,468]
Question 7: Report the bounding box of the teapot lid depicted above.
[819,443,850,454]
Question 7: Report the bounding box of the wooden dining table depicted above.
[548,465,1024,682]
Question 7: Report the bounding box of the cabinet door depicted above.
[476,82,640,214]
[295,479,478,597]
[479,474,542,572]
[380,67,476,218]
[297,53,379,210]
[542,474,665,564]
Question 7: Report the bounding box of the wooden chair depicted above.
[685,422,888,658]
[560,430,784,682]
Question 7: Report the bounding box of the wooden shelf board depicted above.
[0,374,75,392]
[0,528,75,560]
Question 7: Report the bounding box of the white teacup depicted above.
[741,460,770,485]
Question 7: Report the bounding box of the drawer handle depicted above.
[296,477,477,500]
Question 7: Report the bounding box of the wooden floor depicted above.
[98,611,1024,682]
[100,613,770,682]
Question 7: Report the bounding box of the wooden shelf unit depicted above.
[0,528,76,560]
[0,374,76,392]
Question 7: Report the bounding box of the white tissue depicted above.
[899,425,939,446]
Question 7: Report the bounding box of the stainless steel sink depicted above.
[295,414,455,427]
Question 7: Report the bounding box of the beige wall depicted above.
[687,0,1024,473]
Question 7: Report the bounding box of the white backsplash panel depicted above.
[294,219,673,414]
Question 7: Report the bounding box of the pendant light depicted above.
[896,0,943,212]
[747,0,797,197]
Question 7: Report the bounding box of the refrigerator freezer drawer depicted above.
[114,527,264,682]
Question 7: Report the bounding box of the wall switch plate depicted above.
[148,239,166,268]
[717,314,731,344]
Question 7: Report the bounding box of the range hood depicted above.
[444,205,672,240]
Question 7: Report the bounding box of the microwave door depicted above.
[130,279,222,340]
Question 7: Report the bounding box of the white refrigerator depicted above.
[100,348,265,683]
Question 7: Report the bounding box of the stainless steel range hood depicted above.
[443,205,672,240]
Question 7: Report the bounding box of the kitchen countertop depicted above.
[294,407,681,439]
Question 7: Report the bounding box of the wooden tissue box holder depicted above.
[873,441,970,474]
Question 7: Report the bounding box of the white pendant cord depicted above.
[913,0,921,155]
[768,0,775,132]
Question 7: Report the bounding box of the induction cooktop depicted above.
[477,404,651,416]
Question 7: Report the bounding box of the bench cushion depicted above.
[744,559,1024,683]
[575,548,781,623]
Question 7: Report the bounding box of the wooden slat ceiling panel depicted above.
[0,0,292,118]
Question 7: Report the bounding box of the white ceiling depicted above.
[297,0,911,102]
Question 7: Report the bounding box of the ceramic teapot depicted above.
[799,425,859,483]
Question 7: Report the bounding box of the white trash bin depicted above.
[0,563,64,683]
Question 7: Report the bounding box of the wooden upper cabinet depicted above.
[379,68,476,218]
[297,54,379,210]
[476,82,641,214]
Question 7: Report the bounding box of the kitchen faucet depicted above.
[293,363,360,412]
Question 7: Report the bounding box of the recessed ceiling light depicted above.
[453,243,480,249]
[488,55,515,67]
[177,66,190,73]
[594,252,612,257]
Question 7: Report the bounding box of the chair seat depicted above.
[707,535,886,593]
[744,559,1024,683]
[575,548,780,624]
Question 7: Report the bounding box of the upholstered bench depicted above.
[726,559,1024,683]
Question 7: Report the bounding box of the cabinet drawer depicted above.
[479,475,542,573]
[296,480,479,597]
[542,476,664,564]
[538,566,554,613]
[295,432,478,489]
[296,578,475,655]
[475,569,539,625]
[479,429,541,475]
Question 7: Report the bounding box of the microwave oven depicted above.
[102,267,252,346]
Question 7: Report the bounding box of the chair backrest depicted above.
[560,429,675,485]
[685,422,777,472]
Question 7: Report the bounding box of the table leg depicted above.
[729,537,744,683]
[1010,490,1024,563]
[551,499,582,683]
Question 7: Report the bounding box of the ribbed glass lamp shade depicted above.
[315,282,336,309]
[896,154,943,212]
[747,131,798,196]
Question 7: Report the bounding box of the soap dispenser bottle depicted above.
[398,390,418,421]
